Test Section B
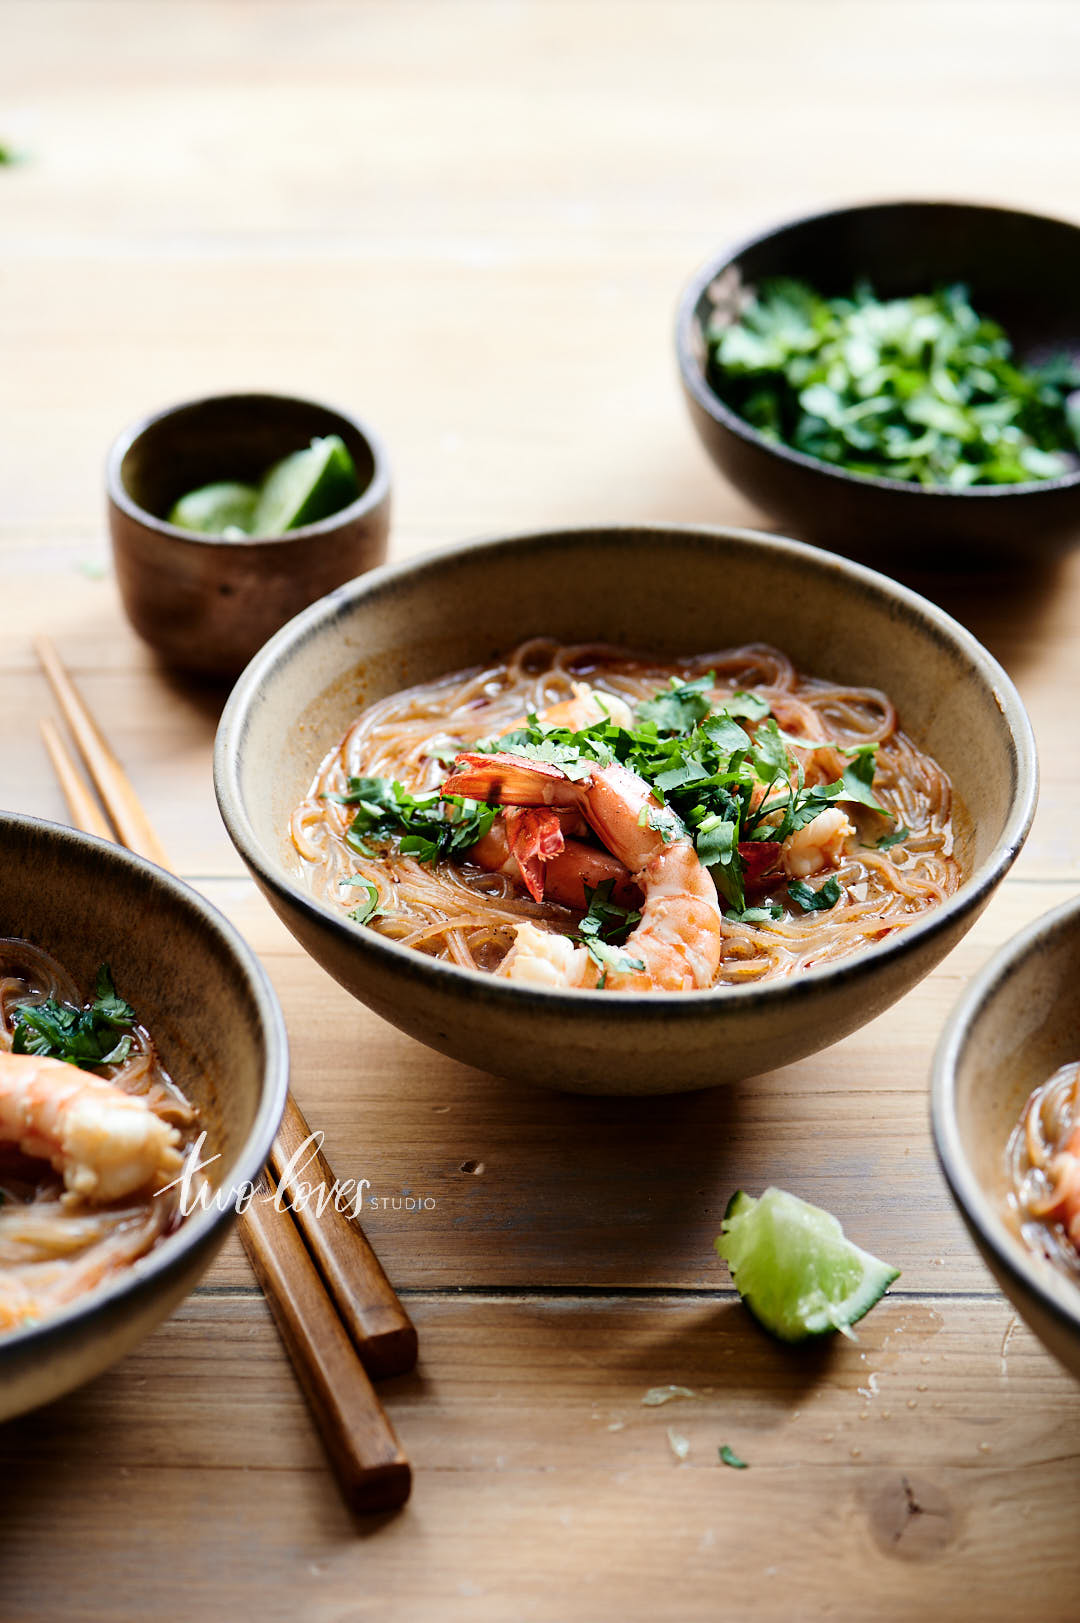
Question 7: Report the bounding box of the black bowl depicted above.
[676,201,1080,558]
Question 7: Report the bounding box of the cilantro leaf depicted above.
[725,902,783,923]
[787,875,842,912]
[838,745,891,816]
[636,675,714,733]
[719,1445,748,1470]
[11,964,137,1069]
[876,824,910,851]
[341,878,383,925]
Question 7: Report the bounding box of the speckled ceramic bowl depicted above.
[214,524,1037,1095]
[932,896,1080,1380]
[0,814,288,1419]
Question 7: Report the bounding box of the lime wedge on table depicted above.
[250,434,360,537]
[168,481,258,535]
[715,1187,899,1342]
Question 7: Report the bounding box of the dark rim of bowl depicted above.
[675,198,1080,501]
[931,892,1080,1344]
[214,522,1039,1018]
[105,391,392,546]
[0,812,290,1354]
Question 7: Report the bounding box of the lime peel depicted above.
[715,1186,899,1343]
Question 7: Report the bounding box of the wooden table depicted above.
[2,4,1080,1618]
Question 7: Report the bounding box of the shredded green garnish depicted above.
[332,776,497,865]
[876,824,911,851]
[719,1444,748,1470]
[787,875,842,913]
[575,879,644,982]
[483,677,885,912]
[706,277,1080,487]
[11,965,136,1069]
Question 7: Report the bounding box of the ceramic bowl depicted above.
[932,895,1080,1380]
[214,524,1036,1095]
[107,393,392,678]
[676,201,1080,557]
[0,813,288,1419]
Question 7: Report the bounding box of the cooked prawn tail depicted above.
[442,751,577,808]
[503,808,566,902]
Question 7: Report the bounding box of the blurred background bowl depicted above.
[0,812,288,1419]
[676,200,1080,558]
[214,523,1037,1095]
[107,392,391,678]
[932,894,1080,1380]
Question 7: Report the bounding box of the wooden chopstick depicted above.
[243,1169,411,1512]
[38,654,415,1511]
[272,1092,418,1380]
[40,718,113,841]
[35,635,171,868]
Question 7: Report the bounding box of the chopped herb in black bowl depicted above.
[705,278,1080,490]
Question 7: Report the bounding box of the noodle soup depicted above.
[1006,1061,1080,1280]
[0,939,200,1333]
[290,640,960,992]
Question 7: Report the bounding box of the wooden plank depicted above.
[0,1291,1076,1622]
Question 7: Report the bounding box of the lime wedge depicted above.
[168,481,259,535]
[250,434,360,537]
[715,1187,899,1342]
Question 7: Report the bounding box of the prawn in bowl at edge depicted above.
[0,939,202,1334]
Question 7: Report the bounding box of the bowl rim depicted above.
[105,390,392,546]
[214,521,1039,1018]
[930,891,1080,1341]
[675,197,1080,501]
[0,811,290,1355]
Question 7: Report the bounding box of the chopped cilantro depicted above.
[11,965,137,1068]
[726,902,784,923]
[876,824,910,851]
[787,875,842,912]
[706,277,1080,488]
[576,880,644,982]
[341,877,383,925]
[335,775,497,864]
[636,674,715,733]
[719,1444,748,1470]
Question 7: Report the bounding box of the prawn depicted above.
[468,683,640,908]
[0,1051,183,1203]
[443,752,723,991]
[780,808,854,879]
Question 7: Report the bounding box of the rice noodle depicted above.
[290,639,961,987]
[1005,1061,1080,1278]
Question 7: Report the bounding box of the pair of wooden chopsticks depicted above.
[35,636,415,1514]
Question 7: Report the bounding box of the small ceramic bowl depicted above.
[0,812,288,1419]
[107,393,392,677]
[676,200,1080,557]
[932,895,1080,1380]
[214,524,1037,1096]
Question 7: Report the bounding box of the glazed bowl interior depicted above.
[677,201,1080,555]
[0,814,288,1419]
[933,897,1080,1378]
[110,392,382,536]
[215,525,1036,1095]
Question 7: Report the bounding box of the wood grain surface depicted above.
[2,3,1079,1619]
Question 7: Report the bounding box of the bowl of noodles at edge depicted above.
[932,895,1080,1381]
[0,813,288,1420]
[214,524,1036,1097]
